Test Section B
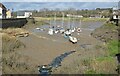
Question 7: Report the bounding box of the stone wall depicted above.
[0,18,35,28]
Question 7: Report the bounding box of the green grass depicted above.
[103,23,117,29]
[107,40,119,56]
[85,69,96,74]
[95,56,113,62]
[80,18,108,22]
[82,59,91,66]
[35,21,49,26]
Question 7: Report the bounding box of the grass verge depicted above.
[107,40,119,56]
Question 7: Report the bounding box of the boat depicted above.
[48,28,54,35]
[36,27,40,30]
[54,30,59,34]
[77,27,82,35]
[38,65,52,75]
[65,30,71,35]
[77,28,82,32]
[63,30,71,38]
[70,27,76,33]
[70,17,76,33]
[60,28,65,34]
[14,32,29,37]
[69,36,77,44]
[59,13,65,34]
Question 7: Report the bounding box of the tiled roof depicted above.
[0,3,6,9]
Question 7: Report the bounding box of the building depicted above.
[6,9,11,18]
[17,11,32,18]
[66,14,83,18]
[0,3,7,19]
[112,6,119,19]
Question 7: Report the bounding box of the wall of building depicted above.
[17,16,26,18]
[6,10,11,18]
[0,18,35,28]
[0,8,2,19]
[17,12,32,18]
[25,12,32,18]
[0,7,6,19]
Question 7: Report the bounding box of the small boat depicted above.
[48,28,54,35]
[77,28,82,35]
[69,36,77,44]
[15,32,29,37]
[70,28,76,33]
[36,27,40,30]
[38,65,52,75]
[64,30,71,36]
[60,28,65,34]
[54,30,59,34]
[77,28,82,32]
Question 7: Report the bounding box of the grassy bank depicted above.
[91,23,118,43]
[34,17,109,22]
[1,28,38,74]
[87,23,119,74]
[23,18,49,29]
[2,34,25,53]
[107,40,119,56]
[0,28,29,37]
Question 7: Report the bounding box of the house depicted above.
[6,9,11,18]
[17,11,32,18]
[112,6,119,20]
[0,3,7,19]
[66,14,83,18]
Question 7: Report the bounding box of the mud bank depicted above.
[91,23,119,43]
[52,22,118,74]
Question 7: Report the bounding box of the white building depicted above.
[17,11,32,18]
[112,6,119,20]
[0,3,6,19]
[67,14,83,18]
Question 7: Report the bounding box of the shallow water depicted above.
[49,50,76,68]
[39,50,76,74]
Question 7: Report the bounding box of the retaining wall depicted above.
[0,18,35,28]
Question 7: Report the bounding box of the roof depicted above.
[0,3,6,9]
